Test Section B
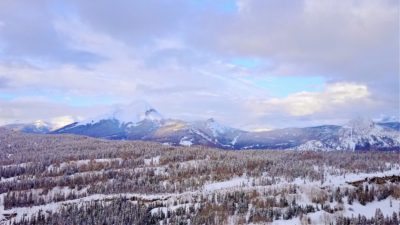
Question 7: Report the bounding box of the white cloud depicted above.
[50,116,76,129]
[0,0,398,129]
[251,82,371,116]
[0,98,105,126]
[325,83,369,104]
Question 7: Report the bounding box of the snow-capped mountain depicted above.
[52,102,244,148]
[288,118,400,151]
[187,118,245,147]
[3,103,399,151]
[71,101,163,127]
[378,121,400,131]
[4,120,52,134]
[136,117,244,148]
[234,125,341,150]
[54,102,164,139]
[335,117,400,150]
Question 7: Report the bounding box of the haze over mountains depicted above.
[3,102,399,151]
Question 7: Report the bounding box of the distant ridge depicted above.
[3,104,400,151]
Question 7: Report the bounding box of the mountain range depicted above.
[3,103,400,151]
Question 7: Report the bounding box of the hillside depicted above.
[0,129,399,225]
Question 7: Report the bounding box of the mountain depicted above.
[234,125,341,150]
[378,122,400,131]
[51,101,246,148]
[289,118,400,151]
[3,103,399,151]
[148,118,245,148]
[335,118,400,150]
[54,102,163,140]
[3,120,52,134]
[54,115,244,149]
[234,118,399,151]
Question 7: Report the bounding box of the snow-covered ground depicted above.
[343,197,400,217]
[144,155,161,166]
[203,176,250,192]
[1,157,399,225]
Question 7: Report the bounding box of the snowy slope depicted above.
[336,117,400,150]
[4,120,52,134]
[289,118,400,151]
[5,106,400,151]
[52,103,244,148]
[146,118,245,148]
[54,102,164,139]
[73,101,163,127]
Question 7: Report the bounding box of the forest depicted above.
[0,128,399,225]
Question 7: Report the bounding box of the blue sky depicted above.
[0,0,398,129]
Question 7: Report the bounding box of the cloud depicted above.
[0,97,106,126]
[0,76,10,88]
[250,82,371,116]
[50,116,76,129]
[194,0,398,102]
[0,0,398,129]
[0,0,102,66]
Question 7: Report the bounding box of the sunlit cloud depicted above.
[249,82,371,116]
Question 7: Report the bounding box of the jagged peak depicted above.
[77,101,163,126]
[143,108,163,121]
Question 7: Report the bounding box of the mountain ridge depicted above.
[3,105,399,151]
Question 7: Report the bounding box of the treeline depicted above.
[9,193,399,225]
[8,191,318,225]
[336,209,399,225]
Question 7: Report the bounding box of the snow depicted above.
[2,154,400,224]
[1,162,32,169]
[33,120,50,129]
[292,140,327,151]
[272,216,300,225]
[51,158,123,171]
[0,173,398,225]
[343,197,400,218]
[231,134,241,145]
[151,207,169,216]
[178,160,206,169]
[0,192,180,224]
[153,167,169,176]
[76,101,163,126]
[203,176,251,192]
[320,165,400,187]
[190,128,213,143]
[205,118,230,137]
[272,196,400,224]
[283,163,400,188]
[272,210,332,225]
[150,203,192,217]
[179,137,193,146]
[144,156,161,166]
[0,176,17,183]
[337,117,400,150]
[245,203,253,223]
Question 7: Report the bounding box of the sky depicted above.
[0,0,399,130]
